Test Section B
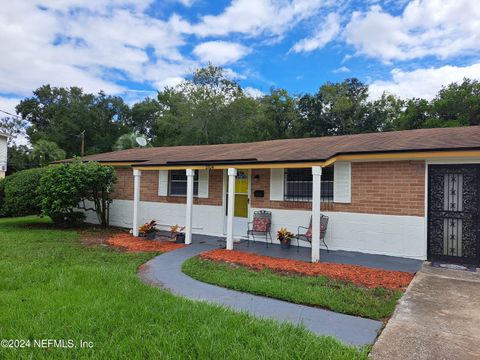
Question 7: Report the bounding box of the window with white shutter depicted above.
[333,162,351,203]
[270,168,284,200]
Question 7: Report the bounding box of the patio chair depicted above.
[296,215,329,253]
[247,210,273,248]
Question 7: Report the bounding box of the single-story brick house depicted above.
[78,126,480,264]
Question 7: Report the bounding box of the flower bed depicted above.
[106,233,186,252]
[200,249,414,290]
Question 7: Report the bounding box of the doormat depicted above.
[431,261,477,272]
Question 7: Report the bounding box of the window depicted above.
[284,167,334,202]
[168,170,199,196]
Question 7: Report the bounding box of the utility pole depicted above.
[80,130,85,157]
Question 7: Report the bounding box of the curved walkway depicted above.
[139,242,382,346]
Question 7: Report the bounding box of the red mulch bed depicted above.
[200,249,414,290]
[106,233,186,252]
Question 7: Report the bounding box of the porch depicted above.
[157,232,423,273]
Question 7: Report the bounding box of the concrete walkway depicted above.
[139,242,382,346]
[371,264,480,359]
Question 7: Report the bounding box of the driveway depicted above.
[371,263,480,360]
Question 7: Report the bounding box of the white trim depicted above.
[333,161,351,203]
[198,169,209,198]
[269,168,284,200]
[311,166,322,262]
[158,170,168,196]
[185,169,194,245]
[226,168,237,250]
[132,169,141,236]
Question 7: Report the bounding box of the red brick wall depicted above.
[111,168,223,206]
[112,161,425,217]
[250,161,425,217]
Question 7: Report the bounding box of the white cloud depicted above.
[193,41,251,65]
[369,63,480,99]
[0,1,190,97]
[176,0,196,6]
[188,0,330,38]
[333,66,350,73]
[291,13,340,53]
[0,97,21,117]
[244,86,264,98]
[344,0,480,61]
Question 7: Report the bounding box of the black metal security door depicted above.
[428,165,480,264]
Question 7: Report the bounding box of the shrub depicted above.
[0,167,47,217]
[50,211,86,228]
[39,160,116,227]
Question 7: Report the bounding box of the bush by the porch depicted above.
[39,160,117,227]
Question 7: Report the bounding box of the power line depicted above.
[0,108,22,119]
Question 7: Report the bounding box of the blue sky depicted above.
[1,0,479,115]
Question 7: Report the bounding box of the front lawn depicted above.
[182,257,402,320]
[0,217,366,359]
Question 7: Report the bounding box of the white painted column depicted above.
[311,166,322,262]
[226,168,237,250]
[185,169,195,245]
[132,169,141,237]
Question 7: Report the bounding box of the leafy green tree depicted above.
[39,160,116,227]
[129,98,160,141]
[31,140,66,167]
[428,78,480,127]
[16,85,130,157]
[152,65,259,146]
[6,145,33,174]
[0,167,46,216]
[365,93,404,132]
[259,88,298,139]
[396,98,432,130]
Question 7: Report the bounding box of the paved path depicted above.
[371,264,480,359]
[139,242,382,346]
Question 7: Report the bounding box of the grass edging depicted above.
[182,256,403,321]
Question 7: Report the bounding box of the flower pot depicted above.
[146,232,156,240]
[279,237,291,249]
[175,233,185,244]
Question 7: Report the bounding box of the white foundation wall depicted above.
[83,199,225,237]
[251,207,427,260]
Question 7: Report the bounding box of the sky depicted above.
[1,0,480,117]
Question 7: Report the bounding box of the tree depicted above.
[129,98,160,141]
[113,132,149,151]
[16,85,130,157]
[39,160,116,227]
[31,140,66,167]
[428,78,480,127]
[260,88,298,139]
[151,65,259,146]
[396,98,432,130]
[0,167,46,216]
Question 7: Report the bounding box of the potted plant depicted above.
[277,227,294,249]
[170,224,186,243]
[139,220,158,240]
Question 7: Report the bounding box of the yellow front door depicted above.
[234,170,248,217]
[226,170,249,218]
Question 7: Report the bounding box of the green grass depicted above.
[0,217,367,359]
[182,257,402,321]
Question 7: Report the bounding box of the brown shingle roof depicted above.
[78,126,480,166]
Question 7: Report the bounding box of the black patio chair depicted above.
[247,210,273,248]
[296,214,329,252]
